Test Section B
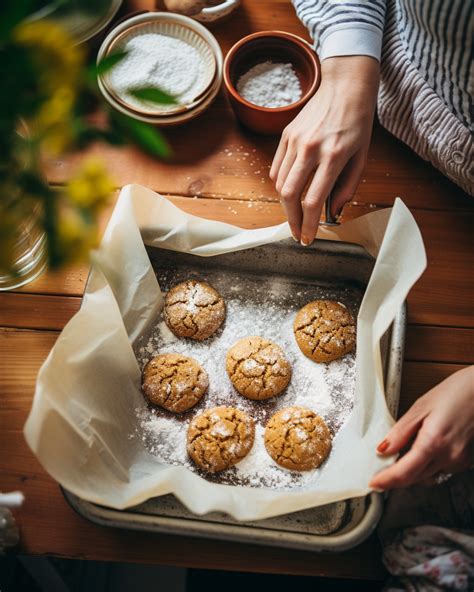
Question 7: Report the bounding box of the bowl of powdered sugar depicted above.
[97,12,222,121]
[224,31,320,134]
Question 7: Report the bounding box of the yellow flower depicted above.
[66,159,115,210]
[14,20,84,153]
[36,86,75,153]
[14,20,83,94]
[57,208,99,264]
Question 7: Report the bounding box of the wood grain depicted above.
[405,326,474,364]
[398,362,468,416]
[0,293,82,331]
[14,265,89,297]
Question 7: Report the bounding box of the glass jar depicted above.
[0,201,47,290]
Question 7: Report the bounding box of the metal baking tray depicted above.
[63,238,406,552]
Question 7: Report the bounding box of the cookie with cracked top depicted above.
[142,353,208,413]
[164,280,225,341]
[264,406,332,471]
[226,336,291,400]
[187,406,255,473]
[293,300,355,363]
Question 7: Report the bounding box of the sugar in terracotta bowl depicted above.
[223,31,320,135]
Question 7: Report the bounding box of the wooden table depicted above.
[1,0,473,582]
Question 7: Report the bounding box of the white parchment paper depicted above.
[24,185,426,520]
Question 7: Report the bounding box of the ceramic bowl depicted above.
[98,56,222,126]
[223,31,320,135]
[97,12,222,118]
[97,14,223,127]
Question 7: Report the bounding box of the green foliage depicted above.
[0,0,34,40]
[0,4,175,274]
[112,112,172,158]
[89,50,128,79]
[129,87,177,105]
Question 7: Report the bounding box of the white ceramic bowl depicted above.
[97,12,223,118]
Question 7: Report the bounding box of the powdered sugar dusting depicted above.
[236,61,302,108]
[211,421,233,438]
[108,33,207,110]
[134,266,360,490]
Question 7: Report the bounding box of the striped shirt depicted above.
[292,0,474,195]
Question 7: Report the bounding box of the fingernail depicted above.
[368,478,385,492]
[291,232,298,242]
[300,237,311,246]
[377,439,389,454]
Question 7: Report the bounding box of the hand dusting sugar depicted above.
[236,61,302,108]
[135,267,360,491]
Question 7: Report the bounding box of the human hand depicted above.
[370,366,474,490]
[270,56,379,245]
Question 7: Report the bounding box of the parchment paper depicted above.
[24,184,426,521]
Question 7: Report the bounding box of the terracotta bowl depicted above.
[223,31,320,135]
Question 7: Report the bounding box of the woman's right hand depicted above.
[270,55,380,245]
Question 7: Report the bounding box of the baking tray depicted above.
[63,238,406,552]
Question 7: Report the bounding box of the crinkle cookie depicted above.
[164,280,225,341]
[226,336,291,400]
[142,353,208,413]
[187,406,255,473]
[293,300,355,362]
[264,406,332,471]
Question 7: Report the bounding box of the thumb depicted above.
[376,402,426,455]
[330,153,365,217]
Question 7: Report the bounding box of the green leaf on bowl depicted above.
[128,87,177,105]
[92,50,128,78]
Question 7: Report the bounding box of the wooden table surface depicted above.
[1,0,473,582]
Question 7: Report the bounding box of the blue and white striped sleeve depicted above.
[292,1,387,61]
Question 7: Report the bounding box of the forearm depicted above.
[322,56,380,94]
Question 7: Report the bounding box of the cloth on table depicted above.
[379,470,474,591]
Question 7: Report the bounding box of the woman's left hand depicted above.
[369,366,474,490]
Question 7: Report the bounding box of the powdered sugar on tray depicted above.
[236,61,302,108]
[134,266,360,491]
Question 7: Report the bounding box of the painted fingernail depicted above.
[291,232,299,242]
[300,236,310,246]
[377,439,389,453]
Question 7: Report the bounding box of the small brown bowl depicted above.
[223,31,320,135]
